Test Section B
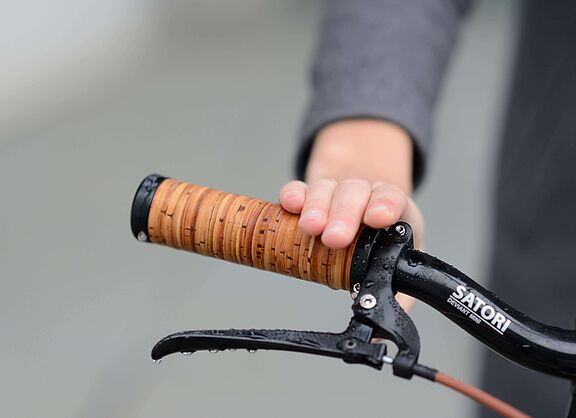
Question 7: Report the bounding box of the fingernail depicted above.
[366,204,392,218]
[324,220,348,236]
[301,208,325,222]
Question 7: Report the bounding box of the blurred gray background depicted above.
[0,1,518,417]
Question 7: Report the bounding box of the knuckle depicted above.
[341,178,370,189]
[289,180,307,189]
[281,181,303,193]
[280,185,305,202]
[385,183,405,197]
[329,210,358,225]
[369,198,399,218]
[375,184,406,205]
[314,177,338,188]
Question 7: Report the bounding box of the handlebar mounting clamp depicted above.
[351,222,420,378]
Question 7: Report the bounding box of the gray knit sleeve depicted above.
[296,0,474,187]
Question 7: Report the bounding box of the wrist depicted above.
[305,119,414,194]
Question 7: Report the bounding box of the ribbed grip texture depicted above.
[146,178,360,290]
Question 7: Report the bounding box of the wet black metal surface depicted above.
[395,248,576,379]
[151,319,386,369]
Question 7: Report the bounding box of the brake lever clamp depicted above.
[151,222,420,378]
[351,222,420,378]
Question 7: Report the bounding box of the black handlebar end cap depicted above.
[130,174,167,242]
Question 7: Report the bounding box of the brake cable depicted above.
[131,174,576,418]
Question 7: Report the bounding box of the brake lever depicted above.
[152,223,420,378]
[152,319,386,369]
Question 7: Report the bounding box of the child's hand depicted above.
[280,119,425,311]
[280,178,423,250]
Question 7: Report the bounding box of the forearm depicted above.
[297,0,474,187]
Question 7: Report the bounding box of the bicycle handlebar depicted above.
[131,174,576,381]
[395,249,576,380]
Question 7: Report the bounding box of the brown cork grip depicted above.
[131,175,372,291]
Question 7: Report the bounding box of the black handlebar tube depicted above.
[394,249,576,380]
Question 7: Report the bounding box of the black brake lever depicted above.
[152,319,386,369]
[152,223,420,378]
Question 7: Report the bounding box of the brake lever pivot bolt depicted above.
[395,225,406,236]
[359,294,377,309]
[344,340,357,349]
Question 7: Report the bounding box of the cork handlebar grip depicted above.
[131,175,378,291]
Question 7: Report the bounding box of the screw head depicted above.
[395,224,406,236]
[344,340,357,349]
[137,231,148,241]
[350,282,361,300]
[359,294,377,309]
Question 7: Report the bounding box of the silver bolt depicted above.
[137,231,148,241]
[350,282,361,300]
[382,355,394,364]
[344,340,357,349]
[395,224,406,236]
[359,294,377,309]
